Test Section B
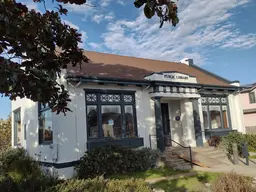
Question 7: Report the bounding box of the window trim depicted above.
[38,103,53,145]
[249,92,256,104]
[201,95,232,130]
[84,89,138,140]
[13,107,21,146]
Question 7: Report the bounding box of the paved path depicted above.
[193,158,256,177]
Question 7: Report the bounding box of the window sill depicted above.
[39,142,53,146]
[205,128,233,132]
[87,137,144,150]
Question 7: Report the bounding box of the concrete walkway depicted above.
[193,158,256,177]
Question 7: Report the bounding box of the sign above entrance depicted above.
[144,71,197,83]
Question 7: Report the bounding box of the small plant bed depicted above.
[249,155,256,159]
[152,172,221,192]
[109,167,189,180]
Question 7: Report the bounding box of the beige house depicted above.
[239,83,256,133]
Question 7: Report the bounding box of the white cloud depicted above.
[62,20,79,30]
[92,14,104,24]
[88,42,101,49]
[117,0,125,5]
[20,0,40,12]
[100,0,256,65]
[104,12,115,21]
[79,31,88,48]
[91,12,115,24]
[65,1,96,21]
[100,0,112,7]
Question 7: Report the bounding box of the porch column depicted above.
[180,99,197,147]
[154,97,165,152]
[192,99,204,146]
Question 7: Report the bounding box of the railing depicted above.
[149,134,193,169]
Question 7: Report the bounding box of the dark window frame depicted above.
[84,89,138,140]
[249,92,256,104]
[201,95,232,130]
[38,103,53,145]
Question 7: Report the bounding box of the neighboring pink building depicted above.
[240,83,256,133]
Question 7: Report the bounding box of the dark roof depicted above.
[67,51,233,86]
[241,82,256,93]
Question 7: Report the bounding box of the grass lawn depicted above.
[249,155,256,159]
[109,167,189,180]
[152,172,221,192]
[110,167,221,192]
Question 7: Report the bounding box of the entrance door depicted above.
[161,103,171,146]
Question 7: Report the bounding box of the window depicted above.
[202,106,209,129]
[249,92,256,104]
[201,96,230,129]
[85,90,137,139]
[209,106,221,129]
[13,108,21,146]
[39,103,53,144]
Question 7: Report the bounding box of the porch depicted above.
[150,86,204,152]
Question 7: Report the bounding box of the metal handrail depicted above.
[149,134,193,168]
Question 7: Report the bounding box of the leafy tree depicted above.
[0,0,179,114]
[0,116,12,151]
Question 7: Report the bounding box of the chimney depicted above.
[230,81,240,87]
[180,58,194,65]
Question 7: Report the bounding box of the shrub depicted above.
[0,148,27,172]
[75,146,159,179]
[0,174,19,192]
[49,177,152,192]
[212,172,255,192]
[0,148,59,192]
[245,134,256,152]
[220,132,256,155]
[208,136,221,147]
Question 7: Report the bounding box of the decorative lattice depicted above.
[124,95,133,103]
[208,97,212,103]
[221,98,227,104]
[100,94,120,102]
[86,94,97,102]
[201,97,207,104]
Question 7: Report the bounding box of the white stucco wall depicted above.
[168,100,183,145]
[180,99,196,147]
[228,93,245,133]
[198,98,206,143]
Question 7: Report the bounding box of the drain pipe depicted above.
[68,81,81,160]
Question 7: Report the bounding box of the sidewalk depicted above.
[193,158,256,177]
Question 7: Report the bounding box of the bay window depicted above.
[85,90,137,139]
[38,103,53,144]
[201,96,231,130]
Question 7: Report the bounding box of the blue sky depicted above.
[1,0,256,119]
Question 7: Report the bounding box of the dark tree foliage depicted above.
[134,0,179,28]
[0,0,88,114]
[0,0,179,115]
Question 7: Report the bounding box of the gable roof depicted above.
[67,51,232,86]
[241,82,256,93]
